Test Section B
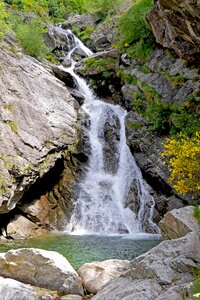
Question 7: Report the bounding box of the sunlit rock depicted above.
[0,248,83,293]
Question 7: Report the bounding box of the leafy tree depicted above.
[162,132,200,196]
[0,1,10,39]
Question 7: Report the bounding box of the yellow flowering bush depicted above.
[162,132,200,196]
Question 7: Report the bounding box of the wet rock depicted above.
[101,112,121,174]
[62,60,72,68]
[6,215,47,239]
[159,206,199,240]
[52,66,77,88]
[46,24,69,51]
[70,90,85,106]
[147,0,200,62]
[0,248,83,292]
[0,276,38,300]
[78,259,130,294]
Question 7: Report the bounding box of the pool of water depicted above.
[0,233,161,269]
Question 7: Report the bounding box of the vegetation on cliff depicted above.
[162,132,200,196]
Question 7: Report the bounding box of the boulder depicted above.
[77,49,120,77]
[6,215,47,239]
[121,84,137,106]
[159,206,199,240]
[60,295,83,300]
[93,232,200,299]
[70,90,85,106]
[128,231,200,285]
[0,276,38,300]
[62,14,96,31]
[78,259,130,294]
[0,248,83,294]
[45,25,69,51]
[146,0,200,61]
[52,66,77,88]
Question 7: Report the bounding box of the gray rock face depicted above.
[63,14,96,31]
[0,42,77,215]
[0,248,83,293]
[159,206,199,239]
[93,277,162,300]
[0,276,38,300]
[147,0,200,61]
[93,231,200,299]
[129,49,199,104]
[102,113,121,174]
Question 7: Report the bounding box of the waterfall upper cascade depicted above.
[61,29,159,235]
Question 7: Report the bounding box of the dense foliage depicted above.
[15,17,48,57]
[0,1,10,39]
[162,132,200,196]
[118,0,153,45]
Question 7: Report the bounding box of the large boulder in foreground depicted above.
[93,231,200,299]
[159,206,199,240]
[0,248,83,294]
[78,259,130,294]
[0,276,38,300]
[146,0,200,61]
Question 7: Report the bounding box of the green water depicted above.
[0,233,161,269]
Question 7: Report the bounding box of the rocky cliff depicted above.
[147,0,200,62]
[0,36,78,238]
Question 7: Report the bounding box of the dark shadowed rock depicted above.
[52,66,77,88]
[70,90,85,106]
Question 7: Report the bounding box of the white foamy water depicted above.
[59,28,159,235]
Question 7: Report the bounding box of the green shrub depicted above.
[142,100,200,136]
[128,34,155,61]
[0,2,10,39]
[118,0,153,45]
[15,17,48,57]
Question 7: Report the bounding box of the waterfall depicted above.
[60,28,159,235]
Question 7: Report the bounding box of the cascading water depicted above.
[60,28,159,235]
